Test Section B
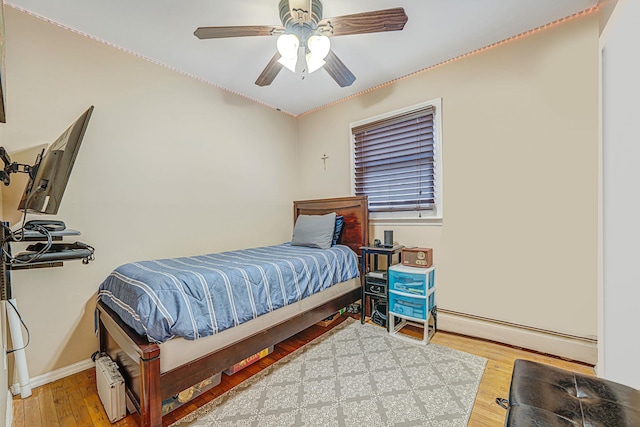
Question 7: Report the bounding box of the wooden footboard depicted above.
[96,195,369,426]
[97,287,360,426]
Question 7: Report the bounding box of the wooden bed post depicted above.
[97,303,163,427]
[139,348,162,427]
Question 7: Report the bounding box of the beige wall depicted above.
[297,14,600,338]
[0,7,297,379]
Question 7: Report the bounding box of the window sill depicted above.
[370,216,443,226]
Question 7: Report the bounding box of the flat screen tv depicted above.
[18,106,94,214]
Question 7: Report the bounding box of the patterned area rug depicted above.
[171,318,487,427]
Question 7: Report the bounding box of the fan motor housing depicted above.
[280,0,322,42]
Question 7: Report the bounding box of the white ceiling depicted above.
[7,0,598,116]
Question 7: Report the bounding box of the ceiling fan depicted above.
[194,0,408,88]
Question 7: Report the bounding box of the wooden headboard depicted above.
[293,196,369,254]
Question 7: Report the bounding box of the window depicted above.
[350,99,442,221]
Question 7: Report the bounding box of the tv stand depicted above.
[2,227,87,279]
[0,221,94,399]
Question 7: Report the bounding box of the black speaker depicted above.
[384,230,393,247]
[371,300,387,327]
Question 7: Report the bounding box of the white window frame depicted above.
[349,98,443,223]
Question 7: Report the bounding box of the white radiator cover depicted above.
[437,309,597,364]
[95,356,126,422]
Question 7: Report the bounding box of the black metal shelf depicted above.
[359,244,404,330]
[1,224,86,300]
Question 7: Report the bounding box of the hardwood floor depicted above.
[12,315,594,427]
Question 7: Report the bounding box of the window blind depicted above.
[353,105,436,213]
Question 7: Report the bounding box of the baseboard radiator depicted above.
[437,309,597,365]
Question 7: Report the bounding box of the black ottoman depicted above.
[503,359,640,426]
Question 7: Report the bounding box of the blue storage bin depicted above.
[389,291,427,320]
[388,265,435,296]
[428,291,435,312]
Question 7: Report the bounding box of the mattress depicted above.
[158,277,360,373]
[97,243,359,343]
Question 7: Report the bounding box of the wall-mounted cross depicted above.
[321,153,329,170]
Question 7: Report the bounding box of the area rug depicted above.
[171,318,487,427]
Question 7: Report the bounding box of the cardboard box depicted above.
[161,372,221,415]
[316,308,346,327]
[223,346,274,375]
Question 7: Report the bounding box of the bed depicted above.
[96,196,369,427]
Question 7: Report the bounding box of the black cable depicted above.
[496,397,509,410]
[0,222,16,264]
[90,350,103,362]
[17,225,52,264]
[3,224,53,265]
[0,185,48,263]
[80,242,96,264]
[11,189,39,243]
[0,222,11,247]
[5,299,30,354]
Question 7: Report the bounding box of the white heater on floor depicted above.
[95,355,126,423]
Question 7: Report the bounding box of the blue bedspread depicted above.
[97,243,359,343]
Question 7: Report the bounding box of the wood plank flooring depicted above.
[12,315,593,427]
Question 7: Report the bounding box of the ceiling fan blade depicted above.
[255,52,284,87]
[323,50,356,87]
[194,25,285,39]
[318,7,408,37]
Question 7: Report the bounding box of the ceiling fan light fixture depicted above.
[307,35,330,59]
[306,53,326,73]
[278,56,298,72]
[277,34,299,59]
[306,35,330,73]
[276,33,300,72]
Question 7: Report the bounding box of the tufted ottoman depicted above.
[503,359,640,426]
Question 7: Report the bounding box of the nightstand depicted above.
[360,245,404,329]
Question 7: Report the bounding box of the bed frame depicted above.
[96,195,369,427]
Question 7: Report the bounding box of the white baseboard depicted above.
[437,310,597,365]
[11,358,94,396]
[5,391,12,427]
